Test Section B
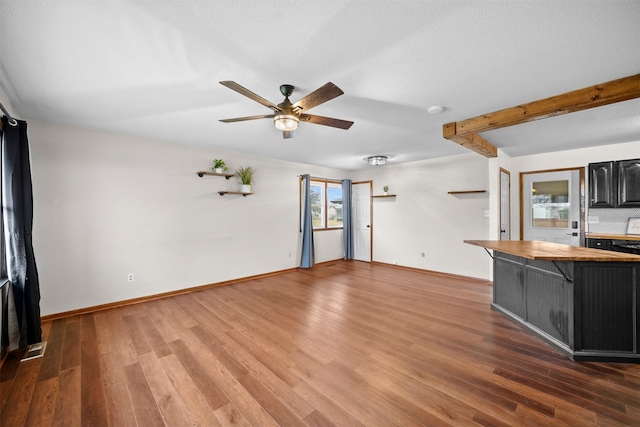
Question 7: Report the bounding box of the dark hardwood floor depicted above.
[1,261,639,426]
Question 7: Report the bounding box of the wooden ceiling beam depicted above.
[443,73,640,157]
[443,123,497,158]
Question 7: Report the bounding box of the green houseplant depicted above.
[235,166,255,193]
[212,159,228,173]
[383,185,389,195]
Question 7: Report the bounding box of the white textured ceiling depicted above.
[1,1,639,170]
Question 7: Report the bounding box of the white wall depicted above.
[507,140,640,239]
[482,141,638,278]
[28,119,345,315]
[28,119,495,317]
[350,153,492,279]
[0,88,19,121]
[22,114,639,316]
[347,140,639,282]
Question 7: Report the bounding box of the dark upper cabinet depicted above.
[589,161,616,208]
[589,158,640,208]
[617,158,640,207]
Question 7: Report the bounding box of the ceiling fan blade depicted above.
[219,114,274,123]
[219,81,281,111]
[300,114,354,130]
[283,130,296,139]
[293,82,344,112]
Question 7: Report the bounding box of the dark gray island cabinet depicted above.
[466,240,640,363]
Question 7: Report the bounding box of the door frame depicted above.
[352,180,372,262]
[499,168,511,240]
[519,167,585,245]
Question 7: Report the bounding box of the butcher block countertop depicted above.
[586,233,640,241]
[465,240,640,262]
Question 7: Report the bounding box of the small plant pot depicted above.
[214,168,223,174]
[241,184,252,193]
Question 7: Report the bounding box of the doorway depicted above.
[352,181,372,262]
[520,168,584,246]
[500,168,511,240]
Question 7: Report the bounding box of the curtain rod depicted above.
[297,175,344,182]
[0,101,18,126]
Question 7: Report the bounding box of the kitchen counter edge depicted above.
[464,240,640,262]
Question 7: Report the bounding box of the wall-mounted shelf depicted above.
[447,190,486,195]
[218,191,253,197]
[372,194,397,198]
[196,171,235,180]
[197,171,250,196]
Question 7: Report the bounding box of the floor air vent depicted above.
[21,341,47,362]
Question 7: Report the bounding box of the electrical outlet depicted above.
[127,273,134,282]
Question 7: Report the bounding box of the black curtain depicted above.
[1,116,41,347]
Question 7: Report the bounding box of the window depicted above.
[327,182,343,228]
[310,182,324,228]
[306,179,343,230]
[531,180,569,228]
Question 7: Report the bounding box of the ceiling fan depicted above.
[219,81,354,139]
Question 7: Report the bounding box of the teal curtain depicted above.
[342,179,354,259]
[300,175,315,268]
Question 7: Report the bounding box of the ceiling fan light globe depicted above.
[274,115,299,131]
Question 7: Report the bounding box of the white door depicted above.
[522,170,581,246]
[352,182,371,262]
[500,168,511,240]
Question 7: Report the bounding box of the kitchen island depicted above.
[466,240,640,363]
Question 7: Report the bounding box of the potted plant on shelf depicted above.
[212,159,228,174]
[235,165,255,193]
[383,185,389,195]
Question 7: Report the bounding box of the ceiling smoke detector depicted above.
[428,105,444,114]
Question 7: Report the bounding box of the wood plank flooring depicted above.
[1,261,639,426]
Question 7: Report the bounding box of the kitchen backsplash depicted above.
[587,208,640,234]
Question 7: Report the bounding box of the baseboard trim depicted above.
[41,266,300,322]
[40,260,490,321]
[371,261,492,285]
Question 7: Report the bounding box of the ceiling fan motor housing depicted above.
[280,84,294,98]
